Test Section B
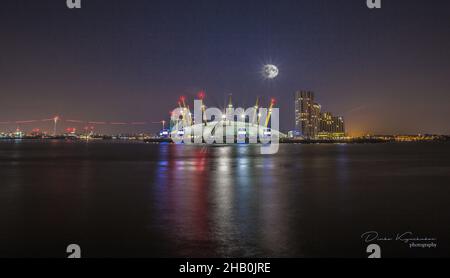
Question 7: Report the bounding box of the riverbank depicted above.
[1,136,448,144]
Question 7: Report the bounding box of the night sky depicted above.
[1,0,449,135]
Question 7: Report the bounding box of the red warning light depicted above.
[197,91,205,100]
[66,128,76,134]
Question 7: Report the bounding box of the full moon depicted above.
[262,64,279,79]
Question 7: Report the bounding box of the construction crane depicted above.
[153,120,166,130]
[53,116,59,136]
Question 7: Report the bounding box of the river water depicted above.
[0,141,449,257]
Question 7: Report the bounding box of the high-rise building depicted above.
[333,116,345,135]
[319,112,333,134]
[312,103,321,138]
[295,90,345,139]
[295,91,319,138]
[318,112,345,138]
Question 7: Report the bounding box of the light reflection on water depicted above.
[0,141,450,257]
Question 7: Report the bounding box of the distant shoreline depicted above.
[0,137,449,144]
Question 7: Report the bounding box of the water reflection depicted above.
[152,144,292,257]
[154,145,213,255]
[1,142,449,257]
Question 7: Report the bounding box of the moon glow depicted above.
[262,64,279,79]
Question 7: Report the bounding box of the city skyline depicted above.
[1,0,450,136]
[2,0,450,261]
[295,91,345,139]
[0,86,448,138]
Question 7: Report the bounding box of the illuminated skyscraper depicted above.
[312,103,322,138]
[295,91,319,138]
[319,112,345,138]
[295,91,345,139]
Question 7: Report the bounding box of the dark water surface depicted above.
[0,141,449,257]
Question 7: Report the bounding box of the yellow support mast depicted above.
[186,105,192,125]
[180,96,192,125]
[178,101,186,126]
[253,97,260,125]
[265,98,276,127]
[227,94,233,109]
[198,91,206,125]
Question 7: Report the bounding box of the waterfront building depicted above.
[295,91,345,139]
[295,91,318,139]
[318,112,345,139]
